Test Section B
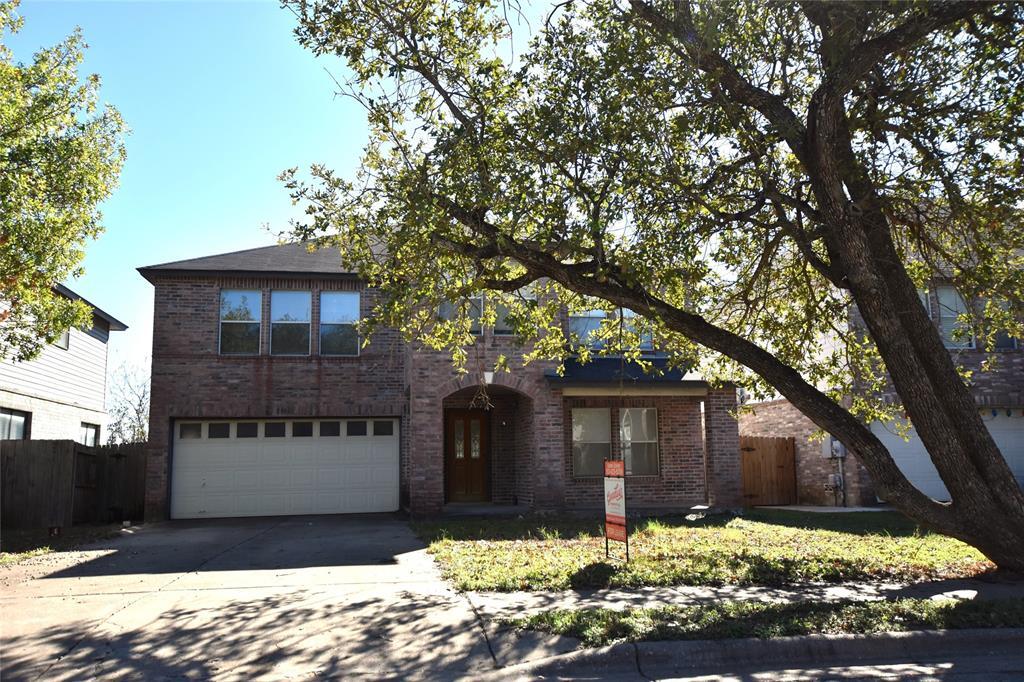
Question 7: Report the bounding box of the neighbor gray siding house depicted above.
[0,285,127,444]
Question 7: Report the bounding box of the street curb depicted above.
[484,628,1024,679]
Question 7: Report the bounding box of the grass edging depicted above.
[505,598,1024,646]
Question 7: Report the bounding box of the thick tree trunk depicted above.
[800,89,1024,570]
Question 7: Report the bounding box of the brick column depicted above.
[408,391,444,516]
[530,387,565,511]
[704,387,742,509]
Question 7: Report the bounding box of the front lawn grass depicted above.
[507,598,1024,646]
[413,510,992,591]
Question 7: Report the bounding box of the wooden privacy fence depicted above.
[740,435,797,506]
[1,440,146,529]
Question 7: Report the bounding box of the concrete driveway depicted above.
[0,515,497,680]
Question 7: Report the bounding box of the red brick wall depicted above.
[702,388,743,509]
[739,399,876,506]
[561,395,711,510]
[145,275,408,519]
[406,331,563,515]
[145,273,746,518]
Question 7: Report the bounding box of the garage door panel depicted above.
[874,412,1024,502]
[171,418,399,519]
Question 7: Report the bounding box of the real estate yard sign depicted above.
[604,460,629,561]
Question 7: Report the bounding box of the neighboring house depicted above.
[0,285,128,445]
[138,243,742,520]
[740,284,1024,505]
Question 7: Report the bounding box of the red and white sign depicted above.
[604,460,627,547]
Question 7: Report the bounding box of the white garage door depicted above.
[171,418,399,519]
[872,410,1024,501]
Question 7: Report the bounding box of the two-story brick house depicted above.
[139,243,742,519]
[740,284,1023,506]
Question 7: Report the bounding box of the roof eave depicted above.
[54,284,129,331]
[137,267,361,283]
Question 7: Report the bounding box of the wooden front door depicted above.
[445,410,489,502]
[740,435,797,506]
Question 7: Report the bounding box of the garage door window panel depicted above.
[220,290,261,355]
[237,423,258,438]
[179,423,202,439]
[347,420,367,436]
[208,423,230,438]
[265,422,286,438]
[271,291,311,355]
[321,292,360,356]
[320,421,341,437]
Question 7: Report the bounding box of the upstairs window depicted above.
[571,407,611,477]
[53,329,70,350]
[0,408,29,440]
[220,290,261,355]
[621,309,654,351]
[620,408,659,475]
[937,286,974,349]
[568,309,654,351]
[438,296,482,335]
[994,331,1018,351]
[568,310,607,348]
[320,291,360,356]
[270,291,311,355]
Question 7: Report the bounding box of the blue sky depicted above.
[7,0,365,372]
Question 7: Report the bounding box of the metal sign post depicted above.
[603,459,629,562]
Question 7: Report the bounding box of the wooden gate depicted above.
[1,440,146,529]
[740,435,797,506]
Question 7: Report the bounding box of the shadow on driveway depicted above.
[41,513,426,578]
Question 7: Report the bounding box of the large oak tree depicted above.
[282,0,1024,567]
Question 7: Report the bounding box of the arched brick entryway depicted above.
[441,383,535,507]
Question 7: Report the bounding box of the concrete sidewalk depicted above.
[483,628,1024,680]
[468,574,1024,619]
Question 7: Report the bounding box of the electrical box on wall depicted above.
[824,473,844,491]
[821,435,846,459]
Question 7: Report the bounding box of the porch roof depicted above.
[543,357,706,388]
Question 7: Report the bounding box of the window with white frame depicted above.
[568,310,607,348]
[571,408,611,476]
[53,328,70,350]
[621,309,654,351]
[937,285,974,349]
[320,291,360,355]
[0,408,29,440]
[438,296,482,335]
[220,290,261,354]
[620,408,659,475]
[917,289,931,317]
[270,291,311,355]
[79,422,100,447]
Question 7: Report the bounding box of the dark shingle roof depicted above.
[137,242,353,282]
[54,284,128,331]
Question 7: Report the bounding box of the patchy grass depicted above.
[413,510,992,591]
[508,598,1024,646]
[0,524,127,567]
